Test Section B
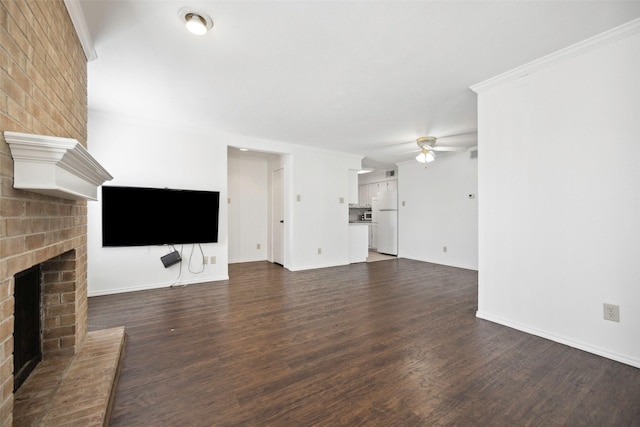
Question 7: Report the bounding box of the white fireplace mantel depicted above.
[4,131,113,201]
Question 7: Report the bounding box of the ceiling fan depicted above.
[394,135,469,164]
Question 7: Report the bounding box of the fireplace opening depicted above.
[13,265,42,392]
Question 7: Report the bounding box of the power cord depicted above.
[169,244,184,287]
[169,244,206,287]
[188,243,205,274]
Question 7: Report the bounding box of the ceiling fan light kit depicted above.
[179,7,213,35]
[416,148,436,164]
[415,136,438,164]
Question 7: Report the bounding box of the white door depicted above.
[272,168,285,265]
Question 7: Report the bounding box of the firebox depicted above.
[13,265,42,391]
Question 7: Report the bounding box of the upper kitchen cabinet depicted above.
[358,184,370,207]
[359,180,397,207]
[381,180,397,194]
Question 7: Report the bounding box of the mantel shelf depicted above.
[4,131,113,201]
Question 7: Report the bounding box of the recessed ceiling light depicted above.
[179,7,213,35]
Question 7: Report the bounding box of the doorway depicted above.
[227,147,286,267]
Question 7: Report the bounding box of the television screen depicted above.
[101,186,220,247]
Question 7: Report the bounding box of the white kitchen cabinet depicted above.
[349,224,369,263]
[359,180,397,207]
[370,183,381,200]
[359,183,380,207]
[385,180,398,193]
[375,180,397,196]
[358,185,369,207]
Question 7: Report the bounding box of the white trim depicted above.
[4,131,113,201]
[64,0,97,61]
[287,261,350,271]
[476,311,640,369]
[398,255,478,272]
[471,18,640,93]
[88,274,230,297]
[228,258,268,264]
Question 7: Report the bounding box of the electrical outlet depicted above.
[257,243,261,250]
[318,248,322,255]
[443,246,447,253]
[603,303,620,322]
[203,256,208,264]
[339,197,344,204]
[210,256,216,264]
[297,195,301,202]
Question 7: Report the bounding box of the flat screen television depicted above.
[101,186,220,247]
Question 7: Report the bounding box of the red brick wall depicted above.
[0,0,88,425]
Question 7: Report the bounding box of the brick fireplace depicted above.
[1,0,94,424]
[13,250,85,389]
[0,190,90,425]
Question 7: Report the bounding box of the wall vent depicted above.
[385,170,395,178]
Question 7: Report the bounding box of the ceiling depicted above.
[79,1,640,168]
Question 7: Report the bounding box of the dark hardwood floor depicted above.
[88,259,640,426]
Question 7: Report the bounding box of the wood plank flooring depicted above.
[88,259,640,426]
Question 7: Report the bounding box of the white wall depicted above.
[472,20,640,367]
[87,111,361,295]
[226,146,359,270]
[398,151,478,270]
[87,112,229,295]
[219,135,360,271]
[288,150,357,270]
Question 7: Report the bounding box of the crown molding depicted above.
[471,18,640,94]
[4,131,113,201]
[64,0,97,62]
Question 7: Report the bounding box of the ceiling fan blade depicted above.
[432,146,467,152]
[389,132,477,157]
[392,148,420,156]
[434,132,478,144]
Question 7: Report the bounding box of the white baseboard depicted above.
[287,261,350,272]
[476,311,640,369]
[88,274,230,297]
[228,257,267,264]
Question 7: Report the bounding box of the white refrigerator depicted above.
[376,189,398,255]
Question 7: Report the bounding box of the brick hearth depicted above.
[13,327,126,426]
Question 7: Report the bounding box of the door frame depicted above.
[272,167,285,266]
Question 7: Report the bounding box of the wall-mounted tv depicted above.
[101,186,220,247]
